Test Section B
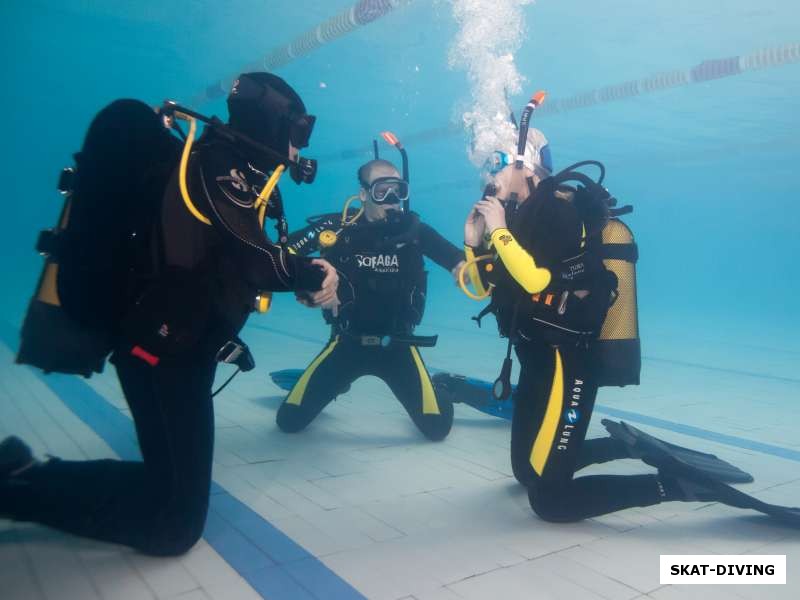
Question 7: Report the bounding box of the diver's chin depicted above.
[384,207,404,221]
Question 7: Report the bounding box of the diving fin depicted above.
[269,369,304,392]
[667,465,799,527]
[269,368,354,396]
[602,419,754,484]
[431,372,515,420]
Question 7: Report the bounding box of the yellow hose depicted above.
[458,255,494,301]
[256,164,285,227]
[341,195,363,226]
[177,115,212,226]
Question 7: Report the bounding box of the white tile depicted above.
[201,582,263,600]
[412,588,466,600]
[19,529,102,600]
[167,590,210,600]
[0,527,46,600]
[648,585,748,600]
[79,551,155,600]
[178,541,256,596]
[559,529,713,594]
[128,553,199,599]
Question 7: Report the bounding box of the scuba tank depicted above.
[17,100,180,376]
[596,217,640,386]
[545,160,641,387]
[538,160,641,387]
[17,168,113,376]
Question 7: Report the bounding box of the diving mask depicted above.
[483,150,513,177]
[365,177,409,205]
[289,113,316,149]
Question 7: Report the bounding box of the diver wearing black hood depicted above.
[275,156,464,441]
[1,73,337,556]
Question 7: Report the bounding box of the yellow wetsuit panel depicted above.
[409,346,440,415]
[287,338,339,406]
[490,228,551,294]
[530,348,564,475]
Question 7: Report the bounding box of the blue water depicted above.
[1,0,798,377]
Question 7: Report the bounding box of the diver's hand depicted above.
[307,259,338,306]
[451,260,466,285]
[464,206,486,247]
[320,294,341,318]
[474,196,507,234]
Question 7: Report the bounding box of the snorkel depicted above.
[507,90,546,223]
[380,131,410,213]
[490,90,548,401]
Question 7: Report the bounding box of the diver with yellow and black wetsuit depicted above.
[274,135,464,441]
[459,93,799,526]
[0,73,339,555]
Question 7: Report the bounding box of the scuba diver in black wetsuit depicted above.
[275,136,465,441]
[0,72,339,556]
[459,92,799,526]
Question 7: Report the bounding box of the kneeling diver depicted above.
[459,92,798,525]
[0,73,339,555]
[274,135,465,441]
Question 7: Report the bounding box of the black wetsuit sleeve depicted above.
[287,214,340,256]
[418,221,464,271]
[192,145,324,292]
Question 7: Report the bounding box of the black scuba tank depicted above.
[17,100,181,376]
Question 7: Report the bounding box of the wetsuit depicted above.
[0,101,324,555]
[470,180,668,521]
[276,210,462,441]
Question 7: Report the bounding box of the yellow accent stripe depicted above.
[530,349,564,475]
[409,346,440,415]
[286,338,339,406]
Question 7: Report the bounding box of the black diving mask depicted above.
[289,113,316,149]
[365,177,409,205]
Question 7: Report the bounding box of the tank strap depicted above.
[601,243,639,263]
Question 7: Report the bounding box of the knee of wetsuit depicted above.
[418,398,454,442]
[511,461,535,487]
[141,515,206,557]
[276,403,309,433]
[527,484,581,523]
